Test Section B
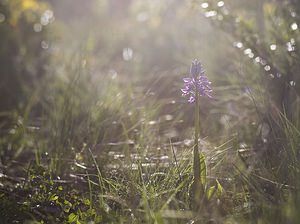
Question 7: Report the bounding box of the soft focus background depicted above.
[0,0,300,223]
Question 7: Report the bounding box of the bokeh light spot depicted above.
[217,1,224,7]
[33,23,42,32]
[270,44,277,51]
[291,22,298,30]
[123,48,133,61]
[201,3,209,9]
[0,13,5,23]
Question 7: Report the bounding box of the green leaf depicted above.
[49,194,59,201]
[216,179,224,197]
[63,200,72,213]
[64,207,71,213]
[206,186,216,200]
[68,213,78,223]
[83,198,91,206]
[87,208,96,216]
[64,200,72,206]
[200,153,206,186]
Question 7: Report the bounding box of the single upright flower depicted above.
[181,60,212,102]
[181,60,212,209]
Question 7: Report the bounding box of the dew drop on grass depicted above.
[165,114,173,121]
[108,151,115,156]
[41,40,49,49]
[263,138,268,143]
[264,65,271,71]
[239,142,248,149]
[40,10,54,26]
[160,155,169,160]
[127,139,134,145]
[286,42,295,52]
[234,42,243,49]
[40,16,49,26]
[123,47,133,61]
[201,2,209,9]
[114,154,125,159]
[205,11,217,18]
[130,153,140,160]
[244,48,252,55]
[291,38,296,44]
[248,53,254,58]
[184,139,193,146]
[270,44,277,51]
[290,81,296,86]
[217,1,224,7]
[260,59,267,66]
[131,163,138,170]
[291,22,298,30]
[148,120,157,125]
[33,23,42,32]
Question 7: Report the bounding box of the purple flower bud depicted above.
[181,60,212,103]
[190,60,201,78]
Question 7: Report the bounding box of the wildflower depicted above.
[181,60,212,103]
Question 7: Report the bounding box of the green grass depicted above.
[1,51,300,223]
[1,1,300,222]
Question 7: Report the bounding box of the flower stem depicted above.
[194,91,200,182]
[192,91,201,208]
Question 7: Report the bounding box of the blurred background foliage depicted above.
[0,0,300,223]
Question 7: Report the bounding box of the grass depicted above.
[0,49,299,223]
[0,54,224,223]
[1,1,300,220]
[0,45,299,223]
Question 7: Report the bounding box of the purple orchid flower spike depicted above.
[181,60,212,102]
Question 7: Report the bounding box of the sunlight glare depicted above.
[291,22,298,30]
[217,1,224,7]
[201,3,209,9]
[123,48,133,61]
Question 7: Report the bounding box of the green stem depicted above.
[194,92,200,184]
[192,91,201,208]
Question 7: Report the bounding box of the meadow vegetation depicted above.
[0,0,300,223]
